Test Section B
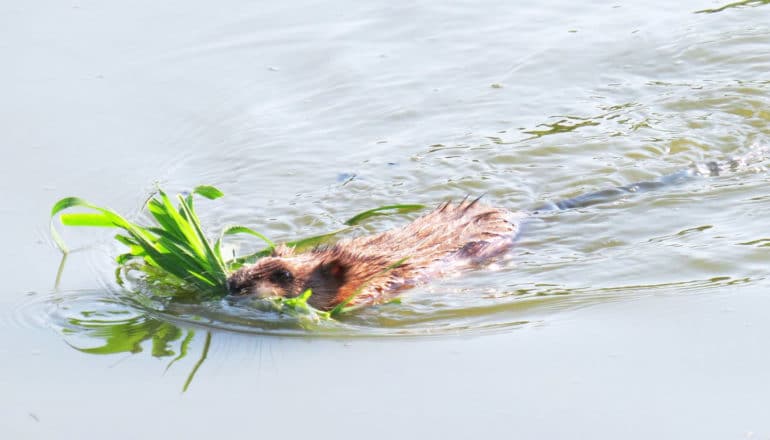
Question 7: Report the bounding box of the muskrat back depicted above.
[227,198,525,311]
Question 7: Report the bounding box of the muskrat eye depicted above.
[269,268,293,284]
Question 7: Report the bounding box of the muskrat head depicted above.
[226,255,350,310]
[227,257,302,299]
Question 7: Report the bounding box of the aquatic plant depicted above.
[50,185,424,316]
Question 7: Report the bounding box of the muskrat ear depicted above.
[319,259,348,283]
[271,244,294,257]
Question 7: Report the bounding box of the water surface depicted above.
[2,0,770,438]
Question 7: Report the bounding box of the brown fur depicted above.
[227,199,524,311]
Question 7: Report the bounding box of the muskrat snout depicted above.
[226,271,249,296]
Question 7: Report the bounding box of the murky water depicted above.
[2,0,770,438]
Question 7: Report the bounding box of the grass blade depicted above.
[343,204,424,226]
[285,228,347,251]
[60,213,116,227]
[51,197,139,253]
[216,225,275,265]
[176,194,227,289]
[193,185,224,200]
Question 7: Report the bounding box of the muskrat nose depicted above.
[227,276,244,295]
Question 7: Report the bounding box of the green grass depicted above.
[51,185,424,317]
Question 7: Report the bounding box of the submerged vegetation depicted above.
[50,185,424,319]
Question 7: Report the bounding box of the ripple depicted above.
[35,269,759,345]
[4,291,51,331]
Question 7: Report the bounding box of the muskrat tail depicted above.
[534,143,770,213]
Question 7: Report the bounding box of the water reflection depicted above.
[695,0,770,14]
[48,273,754,351]
[493,102,653,144]
[41,250,758,394]
[522,118,600,139]
[49,291,210,392]
[65,310,189,357]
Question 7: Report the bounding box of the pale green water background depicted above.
[2,0,770,438]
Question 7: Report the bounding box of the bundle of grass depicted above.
[50,185,423,319]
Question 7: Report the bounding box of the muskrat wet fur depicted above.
[227,197,526,311]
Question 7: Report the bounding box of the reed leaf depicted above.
[343,204,424,226]
[193,185,224,200]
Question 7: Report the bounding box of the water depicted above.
[2,0,770,438]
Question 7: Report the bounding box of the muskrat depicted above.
[226,149,767,311]
[227,197,526,310]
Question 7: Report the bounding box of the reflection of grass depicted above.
[521,103,653,140]
[695,0,770,13]
[182,332,210,393]
[65,313,184,355]
[64,309,206,391]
